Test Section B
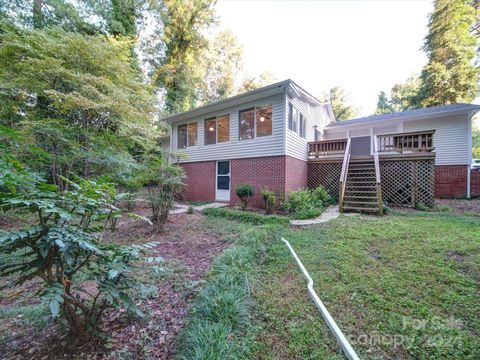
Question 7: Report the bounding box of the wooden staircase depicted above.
[343,159,381,214]
[339,138,384,215]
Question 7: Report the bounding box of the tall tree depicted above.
[198,29,242,103]
[153,0,217,114]
[375,91,394,115]
[320,86,359,121]
[237,71,276,93]
[420,0,479,106]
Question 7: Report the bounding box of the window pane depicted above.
[217,175,230,190]
[239,108,255,140]
[188,123,197,146]
[177,124,187,149]
[217,115,230,143]
[256,104,272,137]
[288,102,293,130]
[217,161,229,175]
[292,108,298,133]
[299,114,306,138]
[205,118,216,145]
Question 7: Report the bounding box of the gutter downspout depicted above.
[467,110,475,199]
[281,238,360,360]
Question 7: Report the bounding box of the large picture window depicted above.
[177,123,197,149]
[239,104,272,140]
[205,114,230,145]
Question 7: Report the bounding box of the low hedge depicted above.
[175,225,279,359]
[202,207,290,226]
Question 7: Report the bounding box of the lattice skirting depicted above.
[380,159,435,208]
[307,162,342,200]
[307,158,435,208]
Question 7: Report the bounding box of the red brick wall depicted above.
[230,156,286,208]
[180,161,216,202]
[285,156,308,195]
[435,165,468,198]
[472,169,480,197]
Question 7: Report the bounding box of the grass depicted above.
[175,216,282,360]
[251,212,480,359]
[202,207,290,226]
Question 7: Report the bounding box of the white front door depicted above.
[216,161,230,202]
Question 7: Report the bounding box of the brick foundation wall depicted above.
[180,161,216,202]
[285,156,308,194]
[435,165,468,198]
[472,169,480,197]
[230,156,286,208]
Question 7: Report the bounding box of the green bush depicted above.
[261,189,276,215]
[284,185,331,219]
[235,184,254,210]
[202,207,290,226]
[0,168,159,338]
[187,205,194,214]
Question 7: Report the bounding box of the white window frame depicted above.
[204,114,230,146]
[177,122,198,149]
[238,104,273,141]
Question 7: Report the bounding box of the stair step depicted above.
[343,206,379,213]
[344,200,378,206]
[344,195,378,200]
[347,181,376,185]
[348,168,375,172]
[344,190,377,194]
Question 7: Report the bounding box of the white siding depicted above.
[324,130,348,140]
[403,114,470,165]
[172,94,285,163]
[285,95,331,161]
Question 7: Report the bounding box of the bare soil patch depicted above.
[0,210,230,360]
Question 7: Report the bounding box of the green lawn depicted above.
[251,212,480,359]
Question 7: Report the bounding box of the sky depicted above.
[216,0,433,116]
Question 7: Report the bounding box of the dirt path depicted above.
[1,211,230,360]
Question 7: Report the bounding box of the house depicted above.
[164,79,480,213]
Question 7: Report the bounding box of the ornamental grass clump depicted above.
[261,189,276,215]
[284,185,332,220]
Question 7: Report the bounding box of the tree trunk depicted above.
[33,0,44,29]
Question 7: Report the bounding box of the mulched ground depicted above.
[0,207,230,360]
[435,198,480,215]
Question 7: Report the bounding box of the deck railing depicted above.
[376,130,435,153]
[338,138,351,213]
[308,139,348,158]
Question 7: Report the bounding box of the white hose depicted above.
[281,237,360,360]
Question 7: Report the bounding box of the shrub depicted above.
[202,208,290,226]
[284,185,330,219]
[138,159,185,231]
[187,205,194,214]
[235,184,254,210]
[261,189,276,215]
[0,171,157,339]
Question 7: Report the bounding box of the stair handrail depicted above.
[373,135,384,216]
[339,138,351,213]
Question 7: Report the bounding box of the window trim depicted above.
[238,104,273,141]
[299,114,307,139]
[177,122,198,149]
[205,114,230,146]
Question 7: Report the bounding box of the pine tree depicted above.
[320,87,359,121]
[420,0,479,106]
[375,91,394,114]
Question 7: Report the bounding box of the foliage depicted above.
[235,184,254,210]
[176,224,277,359]
[186,205,194,214]
[261,189,276,215]
[202,207,290,226]
[284,186,331,220]
[0,21,158,187]
[153,0,217,113]
[420,0,479,106]
[137,159,185,231]
[473,120,480,158]
[0,168,157,338]
[375,75,422,114]
[237,71,277,93]
[319,86,359,121]
[198,29,243,104]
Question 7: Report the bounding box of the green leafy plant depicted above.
[235,184,254,210]
[187,205,194,214]
[138,159,185,231]
[261,189,276,215]
[284,186,331,219]
[0,166,157,338]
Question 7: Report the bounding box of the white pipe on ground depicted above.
[281,237,360,360]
